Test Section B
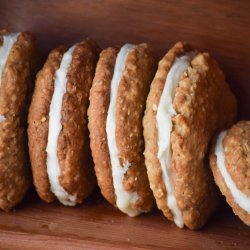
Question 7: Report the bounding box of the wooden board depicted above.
[0,190,250,250]
[0,0,250,249]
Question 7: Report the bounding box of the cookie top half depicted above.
[0,30,37,120]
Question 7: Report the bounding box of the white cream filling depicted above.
[46,45,77,206]
[215,131,250,213]
[0,115,6,122]
[156,51,196,228]
[106,43,141,217]
[0,33,19,121]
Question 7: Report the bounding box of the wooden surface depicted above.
[0,190,250,250]
[0,0,250,249]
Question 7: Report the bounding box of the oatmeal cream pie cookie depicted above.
[0,31,36,210]
[143,42,237,229]
[88,44,157,216]
[28,39,99,205]
[210,121,250,226]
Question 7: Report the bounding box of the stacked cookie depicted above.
[28,40,99,205]
[0,30,249,229]
[210,121,250,226]
[88,44,157,216]
[0,31,36,210]
[143,42,237,229]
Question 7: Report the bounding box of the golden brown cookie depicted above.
[0,31,37,210]
[210,121,250,226]
[28,39,99,205]
[88,43,157,216]
[143,41,237,229]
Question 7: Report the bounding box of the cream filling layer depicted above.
[46,45,77,206]
[0,32,19,122]
[215,131,250,213]
[156,52,196,228]
[106,43,141,217]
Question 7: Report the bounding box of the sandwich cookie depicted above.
[28,39,99,205]
[210,121,250,226]
[0,30,36,210]
[143,42,237,229]
[88,44,157,216]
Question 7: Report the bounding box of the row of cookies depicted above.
[0,30,248,229]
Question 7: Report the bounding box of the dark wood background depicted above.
[0,0,250,249]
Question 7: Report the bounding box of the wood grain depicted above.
[0,0,250,249]
[0,190,250,249]
[0,0,249,119]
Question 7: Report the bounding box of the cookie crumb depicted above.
[152,104,158,111]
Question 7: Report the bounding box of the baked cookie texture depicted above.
[210,121,250,226]
[143,41,237,229]
[88,44,157,212]
[0,31,37,210]
[88,47,118,205]
[28,40,99,204]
